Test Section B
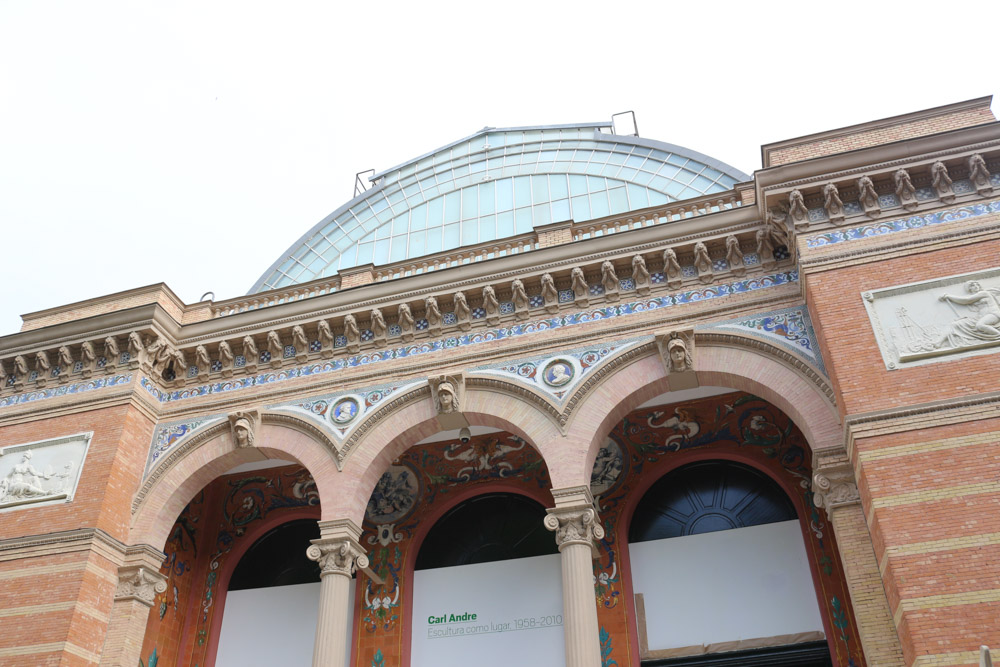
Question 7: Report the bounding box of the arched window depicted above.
[229,519,320,589]
[629,461,831,666]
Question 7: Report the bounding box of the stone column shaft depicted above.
[307,520,366,667]
[545,486,603,667]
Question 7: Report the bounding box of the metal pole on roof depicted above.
[354,169,375,197]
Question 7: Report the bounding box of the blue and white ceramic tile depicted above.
[805,200,1000,249]
[0,374,133,410]
[699,305,825,374]
[146,415,224,474]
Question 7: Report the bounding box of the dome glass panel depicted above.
[252,124,748,292]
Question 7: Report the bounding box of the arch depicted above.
[326,382,564,525]
[615,450,838,667]
[562,334,841,489]
[129,413,340,550]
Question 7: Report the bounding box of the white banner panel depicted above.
[411,554,565,667]
[215,582,355,666]
[629,520,823,651]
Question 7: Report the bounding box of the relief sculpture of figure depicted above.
[632,254,649,283]
[453,291,471,326]
[511,278,529,311]
[857,175,879,208]
[933,281,1000,350]
[80,341,96,369]
[666,333,693,373]
[343,314,361,346]
[103,336,120,365]
[194,345,211,374]
[127,332,144,362]
[436,380,458,414]
[13,355,29,379]
[218,340,234,367]
[35,351,50,373]
[540,273,559,312]
[267,330,283,358]
[693,241,712,279]
[242,335,258,361]
[0,451,65,502]
[232,417,254,448]
[968,153,991,187]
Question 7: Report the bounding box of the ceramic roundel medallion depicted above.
[365,462,421,525]
[541,358,575,387]
[329,396,360,425]
[590,436,625,496]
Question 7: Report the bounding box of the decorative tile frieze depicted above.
[474,338,643,402]
[862,266,1000,370]
[132,270,797,406]
[272,380,420,438]
[805,199,1000,249]
[0,432,92,512]
[699,305,825,374]
[146,416,225,473]
[0,374,133,410]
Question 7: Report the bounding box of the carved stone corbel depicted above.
[932,161,955,203]
[968,153,994,196]
[292,325,309,363]
[788,189,809,227]
[656,330,698,390]
[103,336,120,374]
[398,303,416,342]
[56,346,73,384]
[600,260,620,302]
[114,566,167,607]
[430,373,468,431]
[266,330,284,368]
[725,235,745,276]
[194,345,211,382]
[317,319,335,358]
[218,340,235,377]
[662,248,682,289]
[570,267,590,308]
[823,183,845,224]
[168,348,187,388]
[79,341,97,378]
[857,175,881,218]
[425,297,444,336]
[812,463,861,518]
[370,308,388,348]
[11,355,27,391]
[453,292,472,331]
[34,351,50,387]
[693,241,713,284]
[894,168,918,211]
[343,315,361,354]
[127,332,145,370]
[241,334,260,374]
[483,285,501,325]
[631,254,650,296]
[228,409,261,448]
[511,279,530,320]
[540,273,559,313]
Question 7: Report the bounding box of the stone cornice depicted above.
[0,527,128,564]
[844,391,1000,461]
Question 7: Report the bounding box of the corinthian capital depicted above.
[812,464,861,515]
[306,539,369,578]
[114,566,167,606]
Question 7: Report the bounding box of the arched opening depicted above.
[215,518,355,666]
[415,493,556,570]
[628,461,829,666]
[409,491,563,666]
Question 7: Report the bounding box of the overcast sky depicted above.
[1,1,996,335]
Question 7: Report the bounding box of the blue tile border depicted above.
[805,200,1000,249]
[0,374,133,409]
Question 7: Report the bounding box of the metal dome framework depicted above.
[252,123,750,293]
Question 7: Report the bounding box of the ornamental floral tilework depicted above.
[699,305,826,374]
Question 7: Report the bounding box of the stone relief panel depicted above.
[0,432,91,511]
[863,267,1000,370]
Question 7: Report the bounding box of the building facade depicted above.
[1,97,998,667]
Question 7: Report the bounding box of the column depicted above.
[100,546,167,667]
[306,519,367,667]
[544,486,603,667]
[813,459,904,667]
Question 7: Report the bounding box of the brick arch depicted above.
[129,414,340,550]
[560,334,841,489]
[324,382,564,526]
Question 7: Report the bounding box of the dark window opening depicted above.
[415,493,557,570]
[228,519,321,591]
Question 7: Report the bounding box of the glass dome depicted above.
[251,123,749,293]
